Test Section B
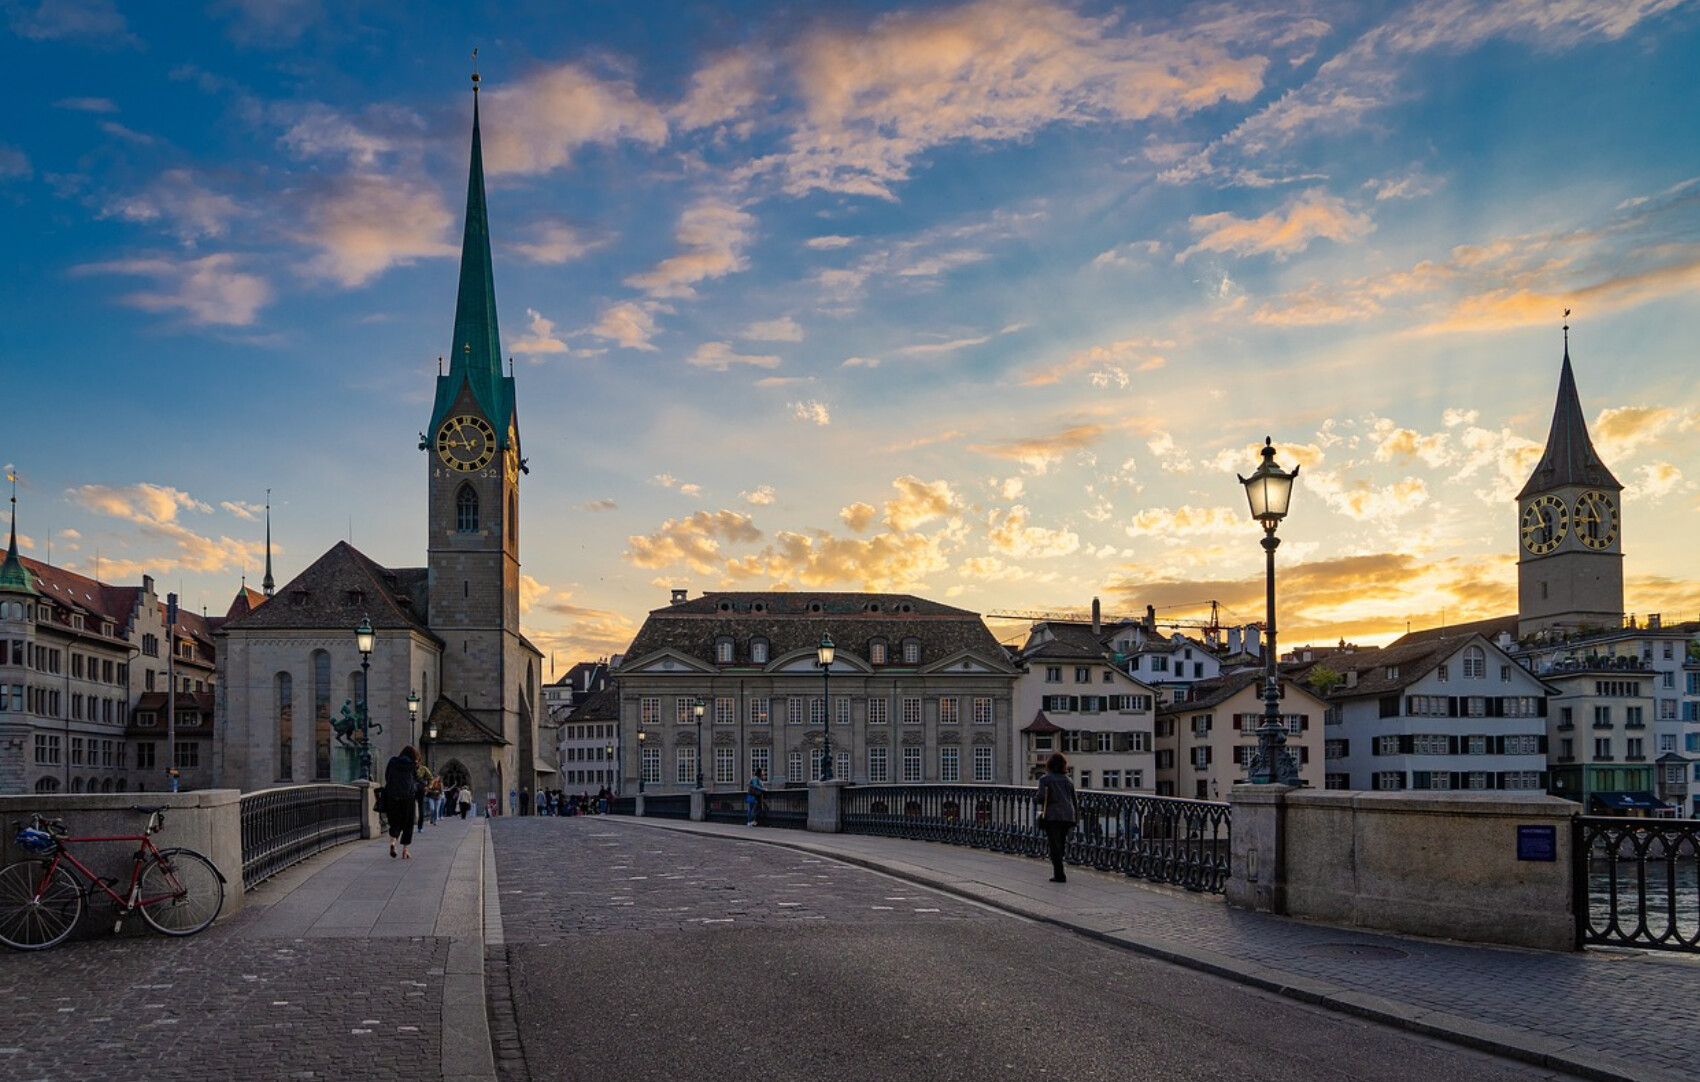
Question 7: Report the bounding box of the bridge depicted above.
[1,789,1696,1082]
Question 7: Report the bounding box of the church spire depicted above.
[428,58,514,443]
[1517,316,1621,499]
[0,468,38,596]
[262,489,275,598]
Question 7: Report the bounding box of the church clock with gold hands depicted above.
[436,414,497,472]
[1574,490,1619,550]
[1520,494,1568,555]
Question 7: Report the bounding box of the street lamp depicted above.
[638,728,647,794]
[817,632,835,781]
[606,741,615,795]
[353,616,376,781]
[407,688,420,747]
[1238,437,1301,785]
[693,697,706,790]
[425,717,439,768]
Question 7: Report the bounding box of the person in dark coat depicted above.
[1035,752,1078,883]
[383,745,423,859]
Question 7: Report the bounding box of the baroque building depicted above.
[215,79,545,807]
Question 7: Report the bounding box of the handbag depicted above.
[373,786,386,812]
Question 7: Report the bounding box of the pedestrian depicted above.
[457,784,472,819]
[427,775,443,825]
[1035,752,1077,883]
[384,745,424,860]
[519,786,530,816]
[746,766,766,826]
[415,758,434,831]
[535,788,546,816]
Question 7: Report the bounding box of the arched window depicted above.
[456,484,480,533]
[1463,646,1486,680]
[277,671,294,782]
[34,776,59,793]
[313,649,332,780]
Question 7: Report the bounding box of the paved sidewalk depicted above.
[606,817,1700,1082]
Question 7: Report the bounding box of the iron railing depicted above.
[239,784,363,891]
[1575,815,1700,952]
[641,793,693,821]
[703,789,808,830]
[841,784,1232,893]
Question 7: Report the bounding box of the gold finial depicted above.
[1563,307,1571,350]
[472,47,480,92]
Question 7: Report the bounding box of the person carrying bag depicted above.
[1035,752,1078,883]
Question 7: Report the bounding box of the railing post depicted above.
[808,779,846,832]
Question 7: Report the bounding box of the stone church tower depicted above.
[1516,328,1625,638]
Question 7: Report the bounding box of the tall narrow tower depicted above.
[1516,327,1624,637]
[424,71,525,732]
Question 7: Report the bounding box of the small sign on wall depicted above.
[1517,824,1557,862]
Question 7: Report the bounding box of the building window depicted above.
[749,697,769,725]
[1594,738,1612,760]
[939,697,960,725]
[901,697,922,725]
[641,746,661,784]
[940,747,960,782]
[174,742,199,769]
[836,697,851,725]
[751,640,769,664]
[868,698,889,726]
[676,747,698,785]
[1373,771,1405,790]
[902,640,920,665]
[455,485,480,532]
[783,696,801,725]
[810,697,826,726]
[640,697,661,726]
[1103,770,1121,789]
[1462,647,1486,679]
[35,733,61,765]
[1375,735,1399,756]
[715,747,737,786]
[973,697,992,725]
[676,697,696,724]
[276,671,294,782]
[715,639,734,663]
[1044,666,1061,683]
[902,746,923,782]
[1074,667,1091,683]
[868,746,889,783]
[788,750,804,785]
[750,747,770,782]
[870,641,888,665]
[1437,664,1448,682]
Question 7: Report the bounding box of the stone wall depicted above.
[1227,786,1575,951]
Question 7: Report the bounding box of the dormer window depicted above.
[870,640,888,665]
[715,637,735,664]
[751,639,769,664]
[808,600,824,613]
[902,639,920,665]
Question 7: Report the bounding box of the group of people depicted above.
[379,746,473,859]
[514,786,613,816]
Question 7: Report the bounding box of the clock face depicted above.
[436,414,497,472]
[1520,494,1568,555]
[504,446,519,483]
[1574,490,1619,550]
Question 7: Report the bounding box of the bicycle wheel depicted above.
[0,859,85,950]
[137,849,224,936]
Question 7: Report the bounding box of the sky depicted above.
[3,0,1699,669]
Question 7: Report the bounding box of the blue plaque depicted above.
[1517,824,1557,862]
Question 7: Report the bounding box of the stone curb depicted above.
[608,818,1683,1082]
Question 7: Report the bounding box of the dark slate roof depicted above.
[1388,614,1518,648]
[564,686,619,723]
[218,540,434,638]
[427,695,507,745]
[621,591,1013,670]
[1019,623,1115,662]
[1158,670,1263,715]
[1518,344,1622,499]
[1319,636,1482,698]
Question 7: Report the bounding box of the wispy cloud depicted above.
[297,174,457,286]
[689,342,781,371]
[74,253,272,325]
[484,63,668,175]
[1181,189,1374,261]
[625,200,757,298]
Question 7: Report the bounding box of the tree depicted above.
[1306,665,1343,695]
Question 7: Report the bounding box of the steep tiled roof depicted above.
[1320,636,1480,698]
[621,591,1013,670]
[564,686,619,723]
[1389,614,1518,648]
[218,540,434,638]
[1158,670,1263,714]
[427,695,507,745]
[224,585,268,622]
[1518,344,1622,499]
[1022,711,1062,734]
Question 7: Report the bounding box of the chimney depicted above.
[1144,604,1156,632]
[670,588,689,605]
[1345,670,1358,689]
[1648,613,1662,629]
[1227,627,1242,654]
[1091,597,1101,635]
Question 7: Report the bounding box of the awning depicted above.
[1590,791,1672,811]
[533,757,558,774]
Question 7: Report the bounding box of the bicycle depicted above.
[0,805,226,950]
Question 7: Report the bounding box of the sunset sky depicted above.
[4,0,1698,666]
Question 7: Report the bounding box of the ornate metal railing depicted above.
[641,793,693,821]
[703,789,808,830]
[239,784,363,891]
[841,784,1232,894]
[1574,815,1700,952]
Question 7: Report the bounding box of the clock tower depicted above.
[424,74,527,740]
[1516,328,1624,637]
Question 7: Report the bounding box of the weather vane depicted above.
[472,47,480,92]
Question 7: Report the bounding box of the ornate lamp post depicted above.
[1238,438,1301,785]
[637,728,647,794]
[817,632,835,781]
[693,697,705,791]
[354,616,376,781]
[606,741,615,795]
[407,688,420,749]
[425,717,439,768]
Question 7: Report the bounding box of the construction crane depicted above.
[987,600,1224,638]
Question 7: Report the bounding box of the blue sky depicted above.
[4,0,1698,665]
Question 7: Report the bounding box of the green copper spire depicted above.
[428,69,515,444]
[0,468,38,596]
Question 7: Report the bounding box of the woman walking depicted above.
[1035,752,1078,883]
[383,745,424,859]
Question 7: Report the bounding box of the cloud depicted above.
[625,200,757,298]
[986,505,1079,558]
[806,235,855,250]
[69,483,211,525]
[1626,462,1684,501]
[672,48,769,131]
[689,341,781,371]
[625,510,763,573]
[841,502,877,532]
[771,0,1267,198]
[511,308,570,355]
[1019,337,1171,387]
[533,596,641,660]
[298,174,457,286]
[518,572,550,615]
[589,301,664,351]
[653,474,703,497]
[741,486,777,506]
[278,103,402,168]
[74,253,272,326]
[1304,470,1431,521]
[740,316,805,342]
[1124,505,1245,538]
[1593,405,1684,461]
[7,0,135,43]
[841,356,881,368]
[790,400,831,425]
[883,476,961,531]
[896,334,992,356]
[1181,189,1374,261]
[724,529,952,591]
[968,424,1106,474]
[210,0,323,45]
[583,498,617,512]
[64,482,259,580]
[0,144,32,180]
[483,64,668,176]
[100,169,243,244]
[510,222,602,265]
[54,96,117,113]
[1371,421,1452,468]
